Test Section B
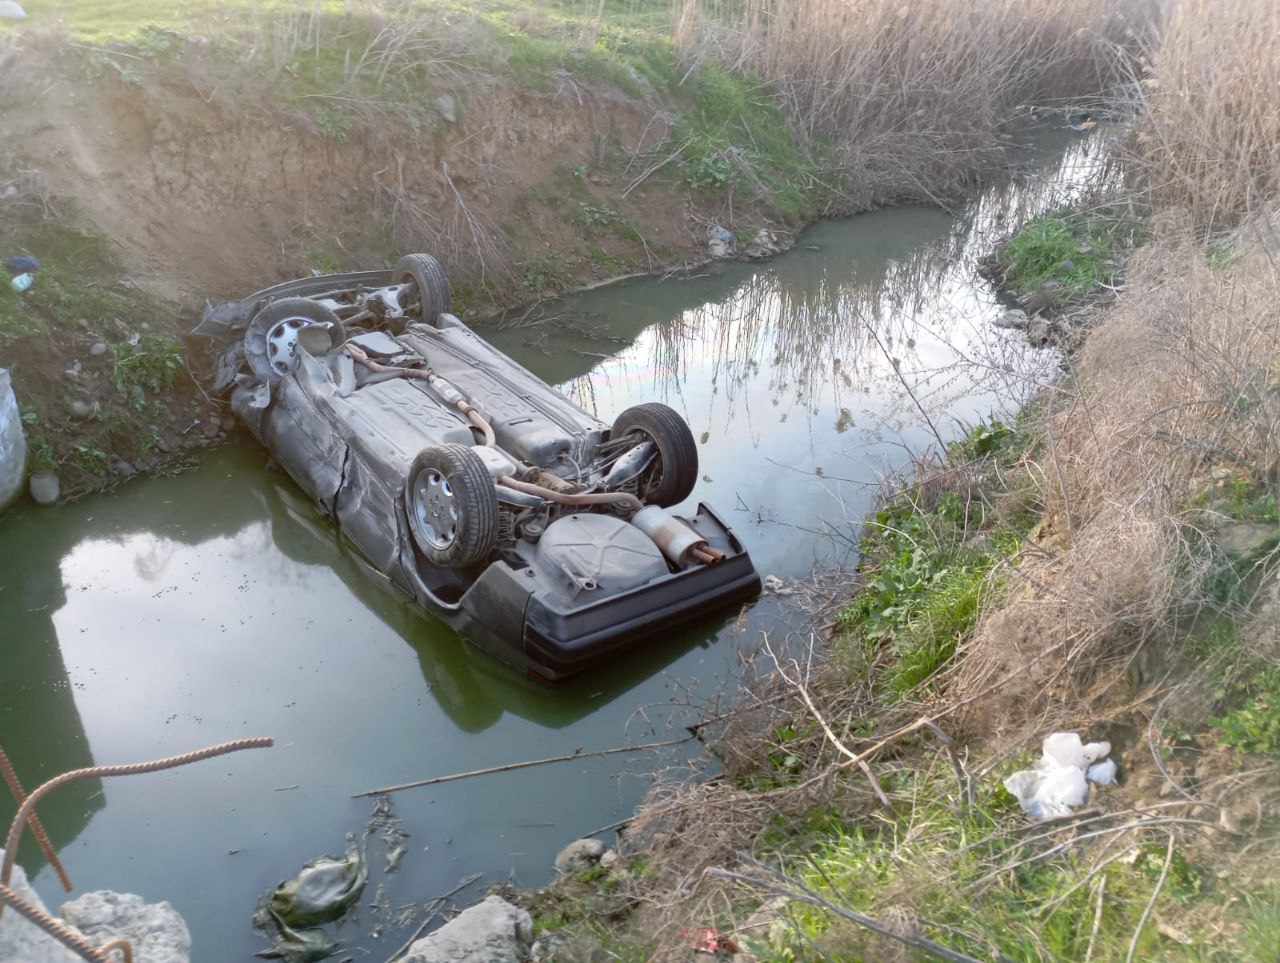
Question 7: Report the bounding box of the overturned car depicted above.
[195,255,760,680]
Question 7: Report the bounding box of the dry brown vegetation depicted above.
[1126,0,1280,230]
[673,0,1155,208]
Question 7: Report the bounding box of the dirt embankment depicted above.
[0,41,781,501]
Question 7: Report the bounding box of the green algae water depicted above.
[0,128,1108,960]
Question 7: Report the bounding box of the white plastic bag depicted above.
[1004,732,1116,821]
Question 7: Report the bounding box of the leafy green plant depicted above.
[112,335,183,411]
[998,208,1140,300]
[522,254,570,293]
[72,444,109,475]
[1213,667,1280,755]
[313,104,354,142]
[574,203,618,229]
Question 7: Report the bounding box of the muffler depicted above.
[631,506,723,566]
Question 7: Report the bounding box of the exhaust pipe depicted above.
[631,505,721,567]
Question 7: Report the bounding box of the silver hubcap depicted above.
[265,316,316,376]
[411,469,458,550]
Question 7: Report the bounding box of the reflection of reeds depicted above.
[646,133,1112,413]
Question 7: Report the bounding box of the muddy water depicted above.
[0,129,1107,959]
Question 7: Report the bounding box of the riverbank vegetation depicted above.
[519,0,1280,959]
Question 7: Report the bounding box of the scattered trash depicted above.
[6,254,39,273]
[1004,732,1115,821]
[708,225,733,259]
[254,834,367,962]
[685,927,740,956]
[0,2,27,20]
[9,272,33,293]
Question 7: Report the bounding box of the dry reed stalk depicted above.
[674,0,1149,206]
[1126,0,1280,230]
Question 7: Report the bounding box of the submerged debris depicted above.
[253,835,367,962]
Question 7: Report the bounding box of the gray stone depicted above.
[1057,259,1076,273]
[1217,521,1278,561]
[69,399,93,419]
[994,308,1029,329]
[0,368,27,511]
[0,849,81,962]
[402,895,533,963]
[29,470,60,505]
[598,848,620,871]
[554,838,606,875]
[434,94,458,123]
[111,460,136,478]
[1027,318,1054,347]
[89,342,107,357]
[61,890,191,963]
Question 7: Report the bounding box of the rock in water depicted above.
[29,470,60,505]
[402,896,533,963]
[60,891,191,963]
[0,849,81,962]
[553,837,606,875]
[0,368,27,510]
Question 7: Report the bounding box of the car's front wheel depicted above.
[404,444,498,568]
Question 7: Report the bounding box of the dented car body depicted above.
[195,256,760,681]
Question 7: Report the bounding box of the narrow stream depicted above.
[0,127,1108,960]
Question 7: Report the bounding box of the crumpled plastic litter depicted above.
[1004,732,1116,821]
[6,254,40,273]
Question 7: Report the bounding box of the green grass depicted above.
[1213,666,1280,756]
[998,207,1141,301]
[668,65,827,218]
[743,767,1254,963]
[834,420,1038,699]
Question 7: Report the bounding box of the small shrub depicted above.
[313,105,353,142]
[1213,667,1280,755]
[112,335,183,411]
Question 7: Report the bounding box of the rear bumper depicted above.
[521,550,761,681]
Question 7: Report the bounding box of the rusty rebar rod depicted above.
[0,745,72,891]
[0,736,274,918]
[0,881,115,963]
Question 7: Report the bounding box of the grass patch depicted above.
[668,65,826,218]
[744,767,1240,963]
[835,420,1038,699]
[996,207,1141,302]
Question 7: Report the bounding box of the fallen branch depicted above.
[353,735,695,798]
[1125,834,1174,963]
[705,855,989,963]
[385,872,483,962]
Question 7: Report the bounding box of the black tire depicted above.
[244,297,340,382]
[610,403,698,507]
[404,444,498,569]
[394,253,452,326]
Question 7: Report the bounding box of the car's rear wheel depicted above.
[244,297,340,382]
[405,444,498,568]
[395,253,452,326]
[610,403,698,507]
